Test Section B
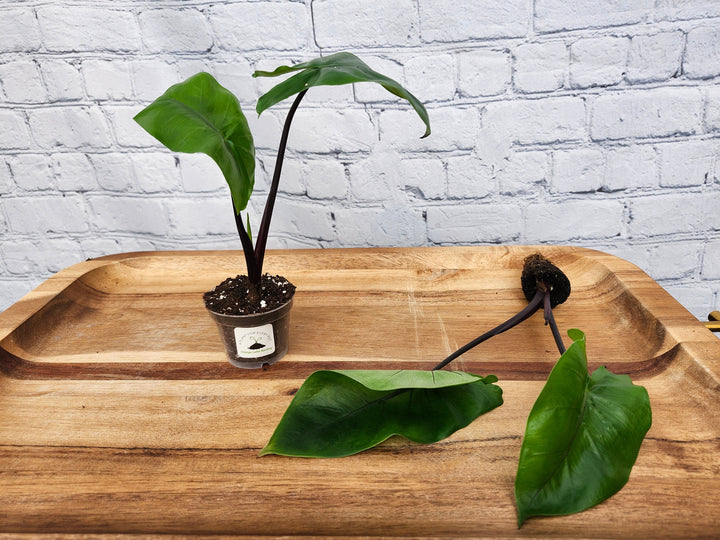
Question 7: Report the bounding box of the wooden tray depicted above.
[1,246,718,537]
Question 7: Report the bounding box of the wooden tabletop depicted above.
[1,246,718,537]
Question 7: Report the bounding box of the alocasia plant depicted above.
[134,52,430,304]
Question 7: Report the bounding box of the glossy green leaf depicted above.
[515,329,652,527]
[260,369,503,458]
[134,73,255,213]
[253,52,431,138]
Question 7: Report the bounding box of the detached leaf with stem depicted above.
[261,254,570,458]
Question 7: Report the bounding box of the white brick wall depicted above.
[1,0,719,324]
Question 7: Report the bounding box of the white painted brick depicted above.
[706,87,720,132]
[313,0,419,48]
[90,153,135,192]
[661,283,715,320]
[349,150,445,201]
[167,197,235,236]
[7,154,54,191]
[270,200,335,242]
[446,155,493,199]
[349,148,404,202]
[381,106,477,151]
[37,6,141,52]
[2,238,83,275]
[175,59,211,82]
[303,160,346,200]
[52,153,97,192]
[1,240,44,275]
[684,26,720,79]
[80,237,156,260]
[404,54,455,102]
[139,9,212,53]
[570,37,628,89]
[591,88,702,140]
[419,0,527,41]
[44,238,85,273]
[246,109,283,152]
[603,145,657,191]
[82,60,133,101]
[497,151,549,195]
[400,158,446,200]
[131,153,180,193]
[87,196,169,235]
[28,106,113,149]
[178,153,226,194]
[552,148,604,193]
[514,42,567,93]
[629,192,720,237]
[526,200,624,241]
[209,3,308,51]
[287,109,376,153]
[40,60,85,101]
[130,60,179,102]
[80,238,125,260]
[4,195,89,234]
[655,1,720,21]
[483,96,586,145]
[647,242,701,280]
[457,50,511,97]
[0,8,42,52]
[0,280,40,313]
[272,160,305,196]
[626,32,684,84]
[206,59,256,104]
[659,141,715,188]
[0,110,31,150]
[103,105,161,148]
[334,206,425,246]
[534,0,653,33]
[427,204,522,244]
[0,159,13,194]
[702,239,720,279]
[0,60,47,103]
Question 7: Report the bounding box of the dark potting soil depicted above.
[203,274,296,315]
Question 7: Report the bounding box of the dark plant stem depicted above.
[433,288,546,371]
[543,288,566,354]
[253,89,308,278]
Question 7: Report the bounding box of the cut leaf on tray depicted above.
[515,329,652,527]
[260,369,503,458]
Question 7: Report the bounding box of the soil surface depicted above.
[203,274,296,315]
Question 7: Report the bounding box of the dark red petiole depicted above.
[433,253,570,371]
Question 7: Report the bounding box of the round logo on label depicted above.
[234,324,276,358]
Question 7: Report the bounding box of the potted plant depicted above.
[134,52,431,368]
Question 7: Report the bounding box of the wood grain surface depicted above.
[0,246,718,537]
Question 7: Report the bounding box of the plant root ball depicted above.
[521,253,571,308]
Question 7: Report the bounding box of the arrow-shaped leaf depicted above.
[260,369,502,458]
[515,329,652,526]
[253,52,431,138]
[134,72,255,214]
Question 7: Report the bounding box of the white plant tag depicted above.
[234,324,276,358]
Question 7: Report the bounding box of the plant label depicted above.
[234,324,276,358]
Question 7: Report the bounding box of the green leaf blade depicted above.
[260,370,503,458]
[254,52,431,138]
[134,72,255,213]
[515,330,652,527]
